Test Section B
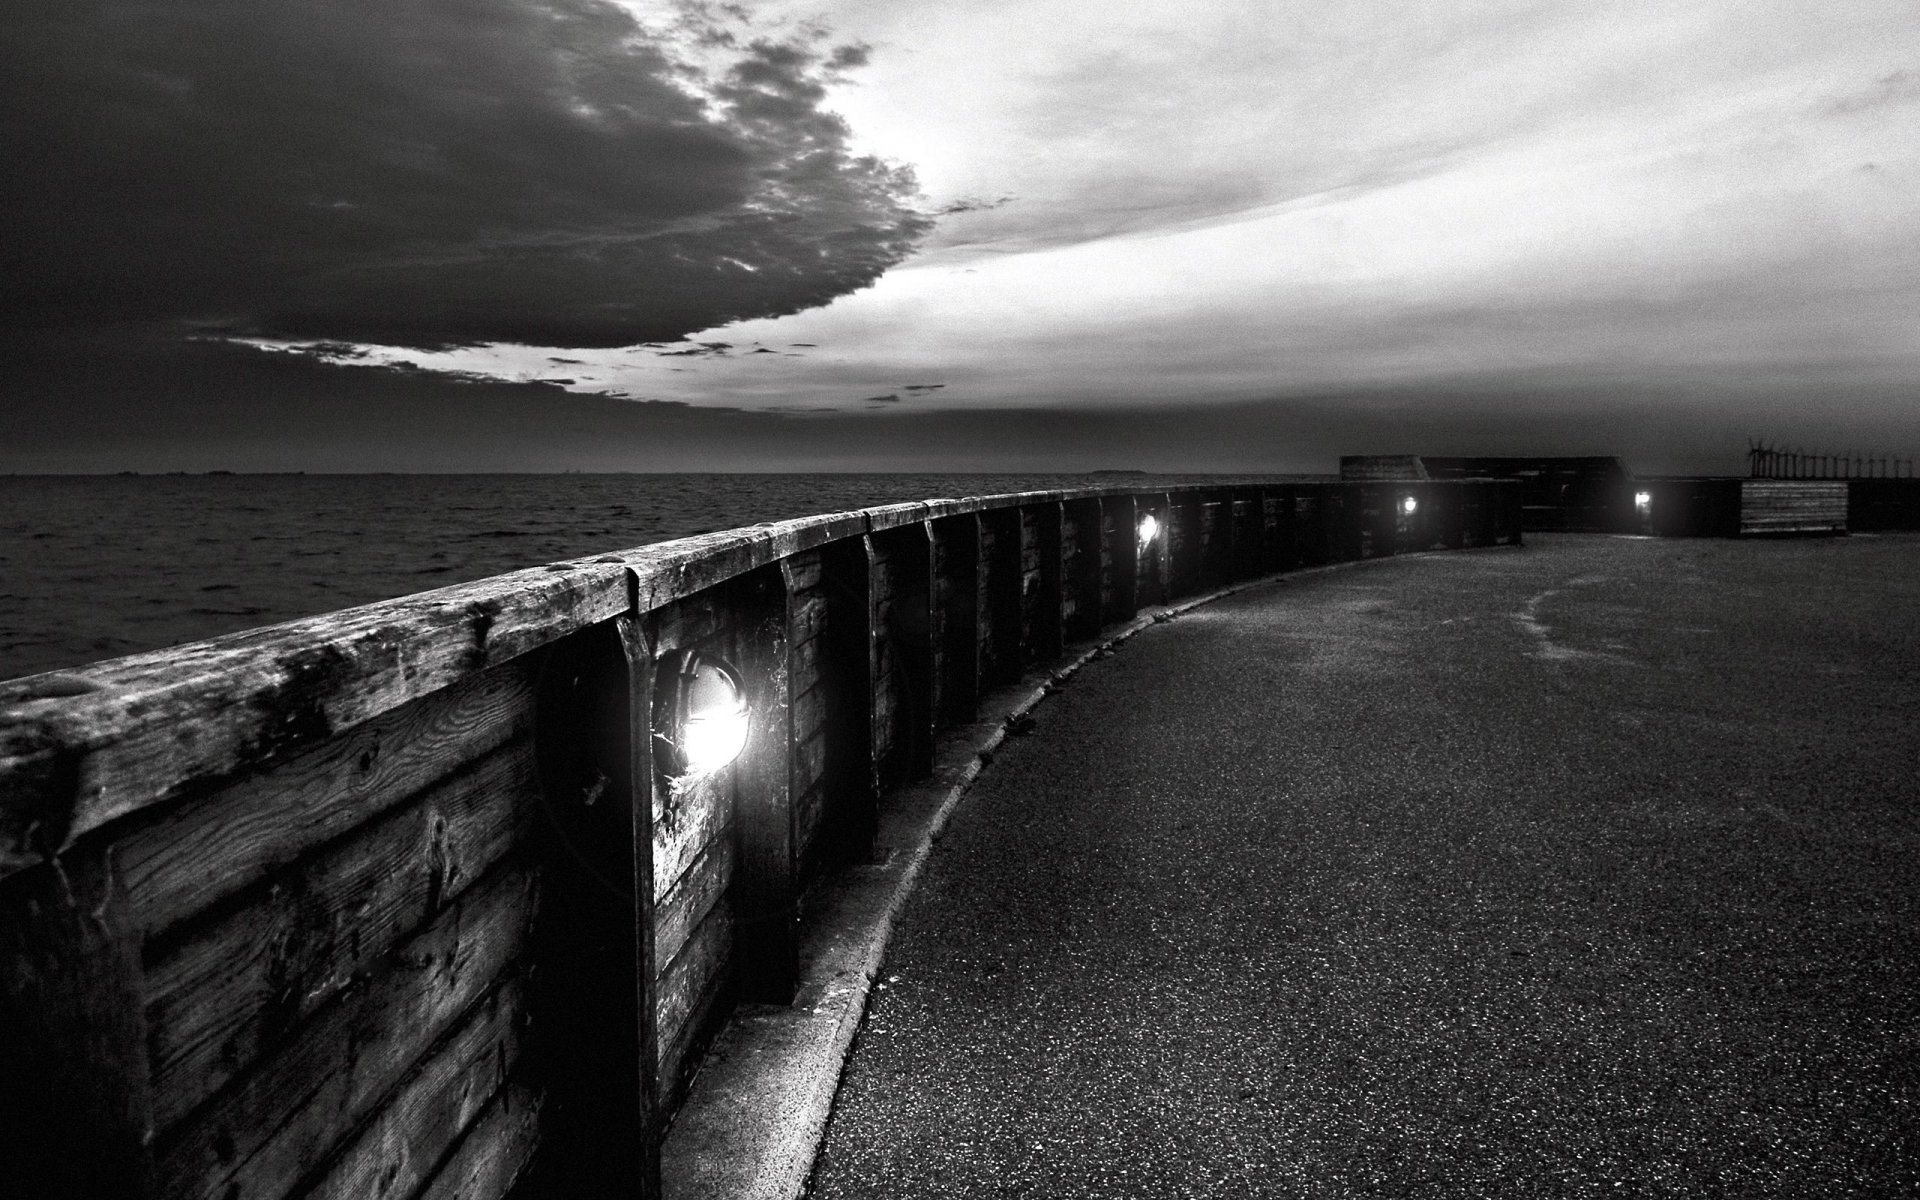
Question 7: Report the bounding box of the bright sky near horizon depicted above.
[3,0,1917,471]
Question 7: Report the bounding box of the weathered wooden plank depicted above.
[155,860,538,1200]
[297,976,525,1200]
[789,641,825,711]
[653,773,730,903]
[0,566,624,876]
[788,592,830,650]
[782,549,825,593]
[0,844,157,1199]
[144,739,538,1132]
[651,590,730,654]
[791,727,829,797]
[652,828,732,981]
[790,684,828,743]
[795,781,826,875]
[623,513,867,615]
[656,897,734,1106]
[117,658,539,939]
[414,1081,540,1200]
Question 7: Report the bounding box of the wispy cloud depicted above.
[1820,68,1920,117]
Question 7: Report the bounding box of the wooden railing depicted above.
[0,479,1521,1200]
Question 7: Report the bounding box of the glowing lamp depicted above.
[1137,512,1160,551]
[1400,495,1418,516]
[1634,490,1652,512]
[653,651,749,778]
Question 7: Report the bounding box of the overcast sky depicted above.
[4,0,1916,472]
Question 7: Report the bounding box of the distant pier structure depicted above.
[1337,453,1920,537]
[1341,455,1640,532]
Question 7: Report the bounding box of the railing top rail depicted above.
[0,479,1501,877]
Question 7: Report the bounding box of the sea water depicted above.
[0,473,1293,680]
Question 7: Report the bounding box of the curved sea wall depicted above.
[0,479,1519,1200]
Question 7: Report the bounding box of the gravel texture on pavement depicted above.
[808,534,1920,1199]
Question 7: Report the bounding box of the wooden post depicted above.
[1337,485,1367,561]
[733,567,796,1004]
[819,536,878,864]
[1214,494,1239,583]
[526,617,657,1198]
[1105,495,1140,623]
[1232,492,1260,580]
[931,514,981,727]
[618,614,664,1198]
[1168,492,1200,597]
[0,846,158,1199]
[1064,498,1104,641]
[1029,503,1066,665]
[1153,492,1174,602]
[982,508,1025,686]
[868,525,934,787]
[1266,487,1294,573]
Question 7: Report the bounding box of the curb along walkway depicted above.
[805,534,1920,1199]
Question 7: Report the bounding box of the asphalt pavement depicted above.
[807,534,1920,1199]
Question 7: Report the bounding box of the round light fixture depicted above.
[1137,512,1160,551]
[652,650,750,778]
[1400,495,1419,516]
[1634,490,1653,511]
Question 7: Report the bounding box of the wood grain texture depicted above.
[653,835,732,980]
[656,897,734,1107]
[653,771,730,904]
[0,567,622,872]
[414,1081,540,1200]
[154,861,538,1200]
[143,739,538,1132]
[296,977,525,1200]
[117,658,539,939]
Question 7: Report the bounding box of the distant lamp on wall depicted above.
[1634,490,1653,513]
[652,650,750,778]
[1137,512,1161,552]
[1400,495,1419,516]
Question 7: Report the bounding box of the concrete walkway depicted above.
[808,535,1920,1199]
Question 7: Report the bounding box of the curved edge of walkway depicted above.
[659,546,1522,1200]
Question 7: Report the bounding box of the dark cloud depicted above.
[864,394,902,404]
[935,194,1016,216]
[655,342,735,357]
[547,357,584,365]
[790,342,819,347]
[1,0,930,350]
[901,384,947,393]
